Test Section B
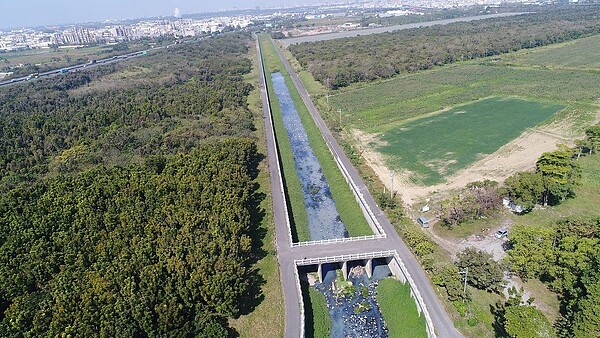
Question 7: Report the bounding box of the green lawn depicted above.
[377,277,428,338]
[260,34,372,240]
[378,97,563,185]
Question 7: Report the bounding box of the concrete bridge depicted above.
[256,35,463,338]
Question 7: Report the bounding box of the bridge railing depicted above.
[294,250,397,266]
[291,234,386,248]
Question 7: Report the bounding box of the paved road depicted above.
[281,12,527,46]
[257,35,463,338]
[0,44,179,87]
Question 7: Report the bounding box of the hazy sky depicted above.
[1,0,337,29]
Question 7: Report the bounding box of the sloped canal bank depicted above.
[271,72,348,241]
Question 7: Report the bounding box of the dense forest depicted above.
[0,33,265,336]
[507,217,600,337]
[289,6,600,89]
[0,33,254,191]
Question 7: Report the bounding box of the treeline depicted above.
[0,33,254,192]
[0,139,262,336]
[289,6,600,89]
[507,218,600,337]
[0,33,265,335]
[504,124,599,212]
[438,124,599,227]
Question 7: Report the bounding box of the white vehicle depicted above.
[495,229,508,239]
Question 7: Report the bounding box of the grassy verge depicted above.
[260,34,372,238]
[228,39,284,337]
[377,278,428,338]
[305,286,332,338]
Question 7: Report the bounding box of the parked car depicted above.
[495,229,508,239]
[417,216,430,228]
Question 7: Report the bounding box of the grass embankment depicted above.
[377,278,428,338]
[306,287,332,338]
[259,34,372,240]
[228,41,284,338]
[300,273,331,338]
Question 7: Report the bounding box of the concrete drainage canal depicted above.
[271,72,390,337]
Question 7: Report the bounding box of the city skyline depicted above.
[0,0,341,29]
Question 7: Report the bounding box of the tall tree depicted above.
[504,171,544,212]
[536,145,580,206]
[456,247,504,293]
[573,281,600,338]
[507,224,555,280]
[585,124,600,154]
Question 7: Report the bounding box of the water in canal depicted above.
[271,72,388,337]
[315,264,391,338]
[271,72,348,241]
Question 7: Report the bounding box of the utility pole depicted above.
[338,108,342,128]
[326,77,330,111]
[390,170,395,199]
[460,267,469,301]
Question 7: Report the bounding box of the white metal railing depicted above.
[291,234,386,247]
[293,262,305,338]
[256,37,295,247]
[294,250,396,266]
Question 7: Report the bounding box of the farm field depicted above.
[379,97,563,185]
[496,34,600,70]
[329,64,599,134]
[323,34,600,200]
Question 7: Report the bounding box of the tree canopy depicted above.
[456,247,504,293]
[0,33,265,336]
[504,305,555,338]
[289,6,600,89]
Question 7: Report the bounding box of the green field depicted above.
[259,34,372,240]
[497,34,600,70]
[379,97,563,185]
[377,278,428,338]
[329,63,598,134]
[322,35,600,186]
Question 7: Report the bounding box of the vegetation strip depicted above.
[377,278,428,338]
[260,34,372,239]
